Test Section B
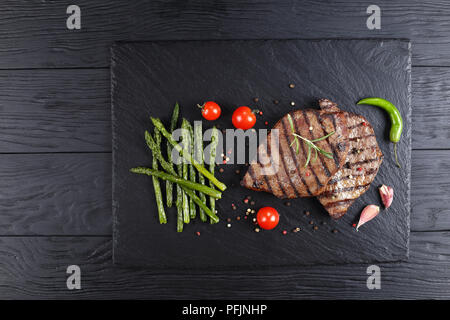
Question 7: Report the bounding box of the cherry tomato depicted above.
[256,207,279,230]
[232,106,256,130]
[200,101,221,121]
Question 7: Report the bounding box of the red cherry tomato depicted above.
[200,101,221,121]
[256,207,279,230]
[232,106,256,130]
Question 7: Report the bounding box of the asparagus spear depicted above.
[151,128,166,224]
[176,158,184,232]
[194,121,207,222]
[144,131,221,198]
[151,117,227,192]
[185,120,197,219]
[166,103,179,208]
[180,121,190,223]
[130,167,219,222]
[208,126,219,223]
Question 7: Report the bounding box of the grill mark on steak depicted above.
[348,134,375,142]
[348,156,383,168]
[328,168,378,184]
[324,113,342,168]
[303,110,332,177]
[266,132,288,198]
[324,199,355,208]
[282,118,312,196]
[294,112,323,190]
[320,183,372,197]
[279,119,302,197]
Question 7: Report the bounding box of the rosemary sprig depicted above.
[287,114,335,168]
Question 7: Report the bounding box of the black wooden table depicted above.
[0,1,449,299]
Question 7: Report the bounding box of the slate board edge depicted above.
[111,39,412,268]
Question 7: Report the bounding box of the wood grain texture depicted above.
[0,67,448,153]
[0,150,446,234]
[411,150,450,231]
[1,0,450,68]
[0,232,448,299]
[412,67,450,149]
[0,69,110,152]
[0,153,111,235]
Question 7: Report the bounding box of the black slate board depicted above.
[112,39,411,268]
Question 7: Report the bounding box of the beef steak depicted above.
[241,106,350,198]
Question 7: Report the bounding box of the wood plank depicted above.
[0,69,110,153]
[411,150,450,231]
[0,150,447,235]
[412,67,450,149]
[0,232,448,299]
[0,67,449,152]
[0,153,111,235]
[1,1,450,68]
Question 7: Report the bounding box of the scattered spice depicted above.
[244,198,249,204]
[332,229,338,233]
[227,223,231,228]
[196,231,201,236]
[285,201,291,206]
[293,227,301,233]
[236,216,241,221]
[313,226,319,230]
[227,218,231,222]
[219,168,224,173]
[289,83,295,88]
[282,230,287,235]
[253,97,259,103]
[305,172,311,177]
[255,227,260,232]
[235,169,240,174]
[273,100,279,104]
[357,167,363,171]
[264,121,268,125]
[309,221,314,225]
[259,111,263,115]
[352,223,356,228]
[290,101,295,106]
[305,211,311,216]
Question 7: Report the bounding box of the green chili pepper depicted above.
[357,97,403,168]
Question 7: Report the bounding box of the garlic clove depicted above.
[379,184,394,209]
[356,205,380,231]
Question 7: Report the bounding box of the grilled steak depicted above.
[241,107,350,198]
[316,99,383,219]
